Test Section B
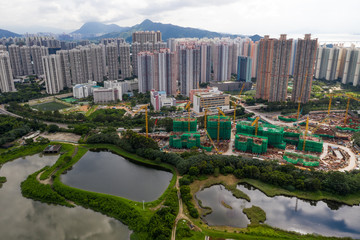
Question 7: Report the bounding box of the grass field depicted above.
[32,102,69,111]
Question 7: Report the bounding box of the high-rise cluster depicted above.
[0,50,15,92]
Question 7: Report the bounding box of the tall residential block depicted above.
[106,44,119,80]
[56,50,72,87]
[256,35,293,102]
[137,51,154,93]
[8,45,22,77]
[0,51,15,92]
[315,46,340,81]
[153,49,177,95]
[291,34,318,103]
[199,43,212,83]
[31,46,48,75]
[237,56,252,82]
[178,45,201,96]
[342,47,360,86]
[42,55,64,94]
[132,31,162,44]
[119,43,131,79]
[90,44,106,82]
[19,46,33,75]
[212,42,232,81]
[69,48,84,84]
[80,47,93,82]
[131,42,141,76]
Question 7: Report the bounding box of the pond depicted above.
[196,183,360,239]
[0,154,131,240]
[61,150,173,202]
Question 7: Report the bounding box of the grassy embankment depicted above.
[243,206,266,225]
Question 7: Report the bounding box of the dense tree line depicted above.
[180,185,199,218]
[0,82,45,104]
[0,115,46,145]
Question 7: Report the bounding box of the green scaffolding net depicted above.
[297,136,323,153]
[169,132,201,149]
[173,118,197,132]
[283,155,319,167]
[235,133,268,154]
[207,116,231,140]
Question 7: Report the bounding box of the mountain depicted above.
[0,29,21,38]
[94,19,261,42]
[71,22,130,38]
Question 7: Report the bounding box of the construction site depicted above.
[138,92,360,172]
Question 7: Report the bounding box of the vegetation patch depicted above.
[0,143,48,165]
[21,167,73,207]
[0,176,6,188]
[243,206,266,225]
[32,101,69,111]
[221,200,232,209]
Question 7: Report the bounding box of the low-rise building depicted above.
[72,81,97,99]
[93,88,119,104]
[193,90,230,113]
[150,90,176,111]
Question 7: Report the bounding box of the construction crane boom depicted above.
[251,117,260,136]
[133,104,149,138]
[205,129,221,154]
[344,94,360,125]
[185,101,191,132]
[216,107,226,142]
[204,108,208,129]
[303,116,309,151]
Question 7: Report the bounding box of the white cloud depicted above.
[0,0,359,35]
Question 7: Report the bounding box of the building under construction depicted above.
[173,117,197,132]
[236,121,286,149]
[298,135,323,153]
[169,132,201,149]
[207,116,231,140]
[235,133,268,154]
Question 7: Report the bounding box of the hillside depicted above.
[0,29,21,38]
[91,19,261,42]
[71,22,130,37]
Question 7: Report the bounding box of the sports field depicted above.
[32,102,69,111]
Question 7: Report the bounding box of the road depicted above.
[0,104,69,129]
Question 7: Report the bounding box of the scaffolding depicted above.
[283,155,319,167]
[297,135,323,153]
[236,121,285,147]
[235,133,268,154]
[207,116,231,140]
[169,132,201,149]
[173,118,197,132]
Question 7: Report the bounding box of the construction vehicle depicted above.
[205,129,221,154]
[216,107,226,143]
[133,104,149,138]
[185,101,191,132]
[251,117,260,136]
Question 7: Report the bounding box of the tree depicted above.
[189,166,199,176]
[47,124,59,133]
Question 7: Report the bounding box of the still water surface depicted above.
[61,150,173,202]
[0,154,131,240]
[196,184,360,239]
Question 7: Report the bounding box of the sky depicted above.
[1,0,360,36]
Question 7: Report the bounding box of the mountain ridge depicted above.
[0,29,21,38]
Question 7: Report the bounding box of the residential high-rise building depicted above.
[106,44,119,80]
[90,44,106,82]
[237,56,252,82]
[137,52,154,93]
[0,45,6,51]
[256,35,293,102]
[0,51,15,92]
[199,43,211,83]
[291,34,318,103]
[56,50,72,87]
[154,42,167,52]
[69,48,84,84]
[132,31,162,44]
[119,43,131,79]
[212,42,232,81]
[19,46,33,75]
[153,48,177,95]
[80,47,93,82]
[8,45,22,77]
[178,44,201,96]
[315,45,340,81]
[30,46,48,75]
[131,42,141,76]
[342,47,360,86]
[42,55,64,94]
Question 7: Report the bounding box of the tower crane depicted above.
[302,116,309,151]
[216,107,226,143]
[133,104,149,138]
[344,94,360,125]
[251,117,260,136]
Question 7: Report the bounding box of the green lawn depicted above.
[32,102,69,111]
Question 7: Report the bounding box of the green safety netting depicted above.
[278,116,297,122]
[169,132,201,149]
[336,126,360,132]
[297,137,323,153]
[173,118,197,132]
[235,133,268,154]
[207,116,231,140]
[283,155,319,167]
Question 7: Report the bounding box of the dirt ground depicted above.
[39,132,80,143]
